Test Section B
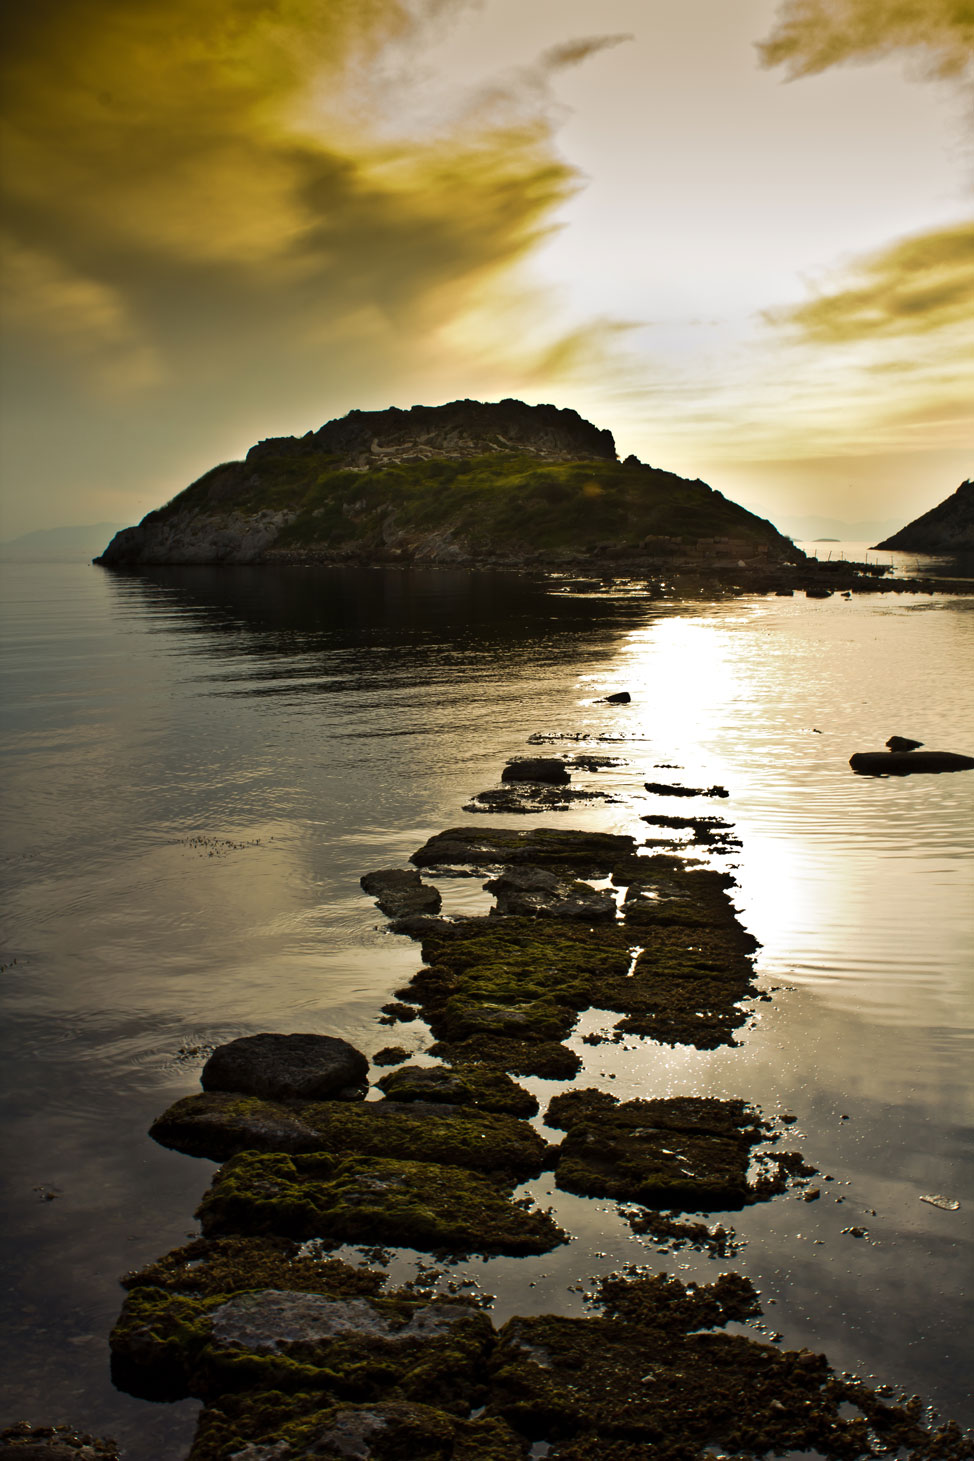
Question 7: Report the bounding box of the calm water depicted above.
[1,561,972,1458]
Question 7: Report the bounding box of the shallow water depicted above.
[1,562,972,1457]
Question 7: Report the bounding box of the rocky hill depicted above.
[95,399,798,569]
[875,480,974,553]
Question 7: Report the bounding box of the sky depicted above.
[1,0,971,540]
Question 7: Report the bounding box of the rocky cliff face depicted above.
[875,481,974,553]
[95,398,795,568]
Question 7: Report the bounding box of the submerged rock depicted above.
[197,1150,568,1256]
[463,785,617,814]
[150,1090,551,1179]
[201,1033,368,1102]
[360,869,442,919]
[0,1425,119,1460]
[850,749,974,775]
[644,780,729,798]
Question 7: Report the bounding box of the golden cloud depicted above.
[0,0,606,398]
[758,0,974,82]
[767,222,974,340]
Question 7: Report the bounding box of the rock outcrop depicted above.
[875,480,974,553]
[94,398,799,568]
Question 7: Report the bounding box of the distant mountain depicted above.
[95,399,800,569]
[750,511,904,544]
[0,523,126,562]
[875,481,974,552]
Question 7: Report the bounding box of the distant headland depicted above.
[875,480,974,554]
[94,399,799,572]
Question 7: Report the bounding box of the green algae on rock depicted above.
[428,1034,582,1081]
[375,1063,538,1118]
[546,1091,768,1209]
[111,1286,495,1407]
[150,1091,552,1179]
[187,1394,527,1461]
[197,1150,568,1256]
[487,1272,973,1459]
[121,1235,386,1302]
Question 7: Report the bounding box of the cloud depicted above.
[767,221,974,340]
[757,0,974,83]
[0,0,614,406]
[539,35,635,73]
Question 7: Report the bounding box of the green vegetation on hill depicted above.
[152,451,788,558]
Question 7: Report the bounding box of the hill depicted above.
[875,481,974,553]
[95,399,798,569]
[1,523,126,562]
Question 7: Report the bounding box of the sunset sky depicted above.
[1,0,971,541]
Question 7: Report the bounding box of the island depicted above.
[95,399,799,570]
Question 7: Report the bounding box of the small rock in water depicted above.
[602,691,631,704]
[886,735,924,752]
[919,1193,960,1211]
[501,757,570,785]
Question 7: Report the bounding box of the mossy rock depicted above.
[197,1151,568,1256]
[188,1394,527,1461]
[433,996,576,1046]
[548,1093,767,1209]
[488,1281,971,1459]
[121,1235,385,1301]
[150,1092,552,1179]
[376,1064,538,1118]
[111,1286,495,1406]
[411,827,635,876]
[429,1036,581,1081]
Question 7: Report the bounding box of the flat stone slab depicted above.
[375,1063,538,1117]
[197,1150,568,1256]
[201,1033,368,1102]
[411,826,635,875]
[150,1091,551,1178]
[187,1398,525,1461]
[360,869,442,918]
[111,1286,494,1405]
[546,1091,767,1209]
[850,749,974,775]
[463,785,617,814]
[500,757,570,784]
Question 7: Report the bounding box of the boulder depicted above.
[500,757,570,785]
[885,735,924,752]
[602,691,631,704]
[850,750,974,776]
[201,1033,368,1102]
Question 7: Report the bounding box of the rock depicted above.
[360,869,441,919]
[375,1063,538,1117]
[463,785,617,814]
[850,750,974,776]
[111,1284,495,1405]
[885,735,924,752]
[187,1399,525,1461]
[149,1091,552,1179]
[0,1426,119,1460]
[805,586,833,598]
[411,826,635,875]
[196,1150,569,1256]
[500,757,570,785]
[201,1034,368,1102]
[486,865,617,921]
[644,781,729,798]
[371,1045,409,1066]
[546,1091,768,1209]
[602,691,631,704]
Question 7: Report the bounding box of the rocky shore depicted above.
[13,730,969,1459]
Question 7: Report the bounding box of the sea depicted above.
[1,550,972,1459]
